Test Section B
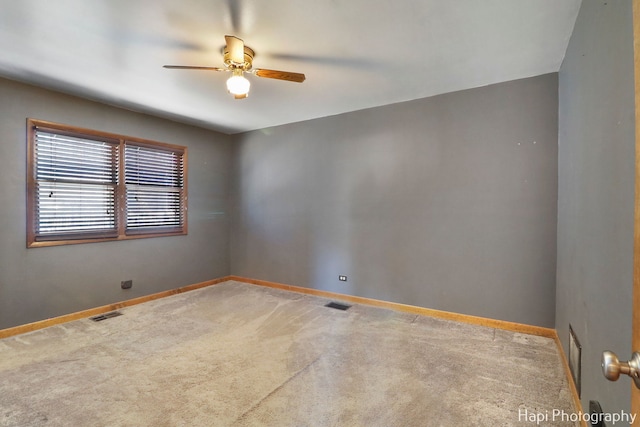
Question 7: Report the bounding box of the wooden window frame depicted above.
[27,119,188,248]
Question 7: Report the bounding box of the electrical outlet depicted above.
[338,275,347,282]
[121,280,132,290]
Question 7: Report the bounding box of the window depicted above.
[27,119,187,247]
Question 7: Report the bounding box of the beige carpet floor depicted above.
[0,281,578,426]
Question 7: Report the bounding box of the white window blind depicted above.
[28,119,188,247]
[124,144,185,234]
[34,130,118,239]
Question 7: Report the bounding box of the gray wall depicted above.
[231,74,559,327]
[0,78,232,329]
[556,0,635,416]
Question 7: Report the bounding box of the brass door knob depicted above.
[602,351,640,389]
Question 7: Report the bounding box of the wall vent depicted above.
[90,311,123,322]
[325,302,352,311]
[569,324,582,397]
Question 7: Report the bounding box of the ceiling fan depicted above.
[163,35,306,99]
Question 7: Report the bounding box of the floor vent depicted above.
[90,311,123,322]
[325,302,352,311]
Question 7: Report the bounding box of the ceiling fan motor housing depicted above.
[224,45,255,70]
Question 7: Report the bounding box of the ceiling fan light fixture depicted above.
[164,35,305,99]
[226,71,250,98]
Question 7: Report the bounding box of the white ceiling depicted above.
[0,0,581,135]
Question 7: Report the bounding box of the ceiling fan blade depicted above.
[254,68,306,83]
[163,65,226,71]
[227,0,243,33]
[267,53,383,70]
[225,35,245,64]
